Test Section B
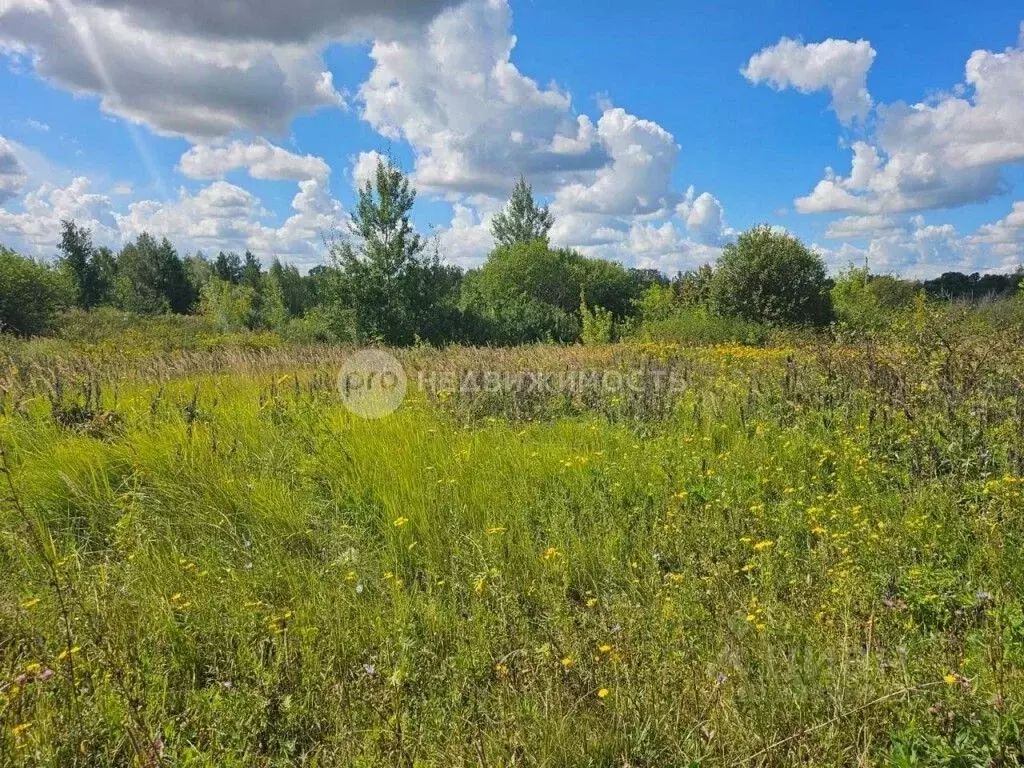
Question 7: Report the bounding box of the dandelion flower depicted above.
[597,688,609,699]
[560,657,574,668]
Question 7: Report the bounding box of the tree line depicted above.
[1,157,1021,341]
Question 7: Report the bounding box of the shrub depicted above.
[580,295,614,344]
[0,246,72,336]
[635,305,768,345]
[711,225,833,326]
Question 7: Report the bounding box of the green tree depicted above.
[462,240,640,344]
[461,239,646,344]
[635,282,679,323]
[114,233,195,315]
[490,176,554,249]
[675,264,715,307]
[214,251,243,284]
[268,259,310,317]
[0,245,72,336]
[329,156,455,344]
[201,278,255,331]
[710,225,832,326]
[571,256,640,319]
[184,252,215,296]
[240,251,262,289]
[57,219,101,309]
[92,245,118,306]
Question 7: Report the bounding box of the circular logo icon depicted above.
[337,350,407,419]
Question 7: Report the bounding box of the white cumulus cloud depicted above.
[179,140,330,182]
[0,0,345,140]
[795,26,1024,215]
[742,37,876,123]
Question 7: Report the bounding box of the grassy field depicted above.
[3,323,1024,765]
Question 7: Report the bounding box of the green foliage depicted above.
[114,233,196,315]
[572,255,642,318]
[580,294,614,344]
[636,304,768,345]
[831,265,883,332]
[57,219,102,309]
[629,276,768,345]
[634,282,679,323]
[5,336,1024,763]
[200,278,257,331]
[462,240,641,343]
[91,246,118,306]
[328,157,460,345]
[711,225,833,325]
[200,272,291,332]
[0,245,71,336]
[240,251,262,289]
[214,251,243,284]
[924,270,1022,301]
[8,205,1024,350]
[268,259,311,318]
[676,263,715,307]
[832,265,922,336]
[490,175,554,249]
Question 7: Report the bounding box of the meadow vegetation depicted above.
[3,160,1024,765]
[3,294,1024,765]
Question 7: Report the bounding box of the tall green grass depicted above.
[2,331,1024,765]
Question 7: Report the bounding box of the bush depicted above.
[831,266,922,337]
[0,246,72,336]
[580,295,614,344]
[711,225,832,326]
[281,306,358,345]
[462,240,640,343]
[634,305,768,345]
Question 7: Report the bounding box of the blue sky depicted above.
[0,0,1022,278]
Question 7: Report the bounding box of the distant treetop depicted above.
[490,176,554,249]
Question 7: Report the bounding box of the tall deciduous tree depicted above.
[114,233,196,315]
[490,176,554,249]
[57,219,100,309]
